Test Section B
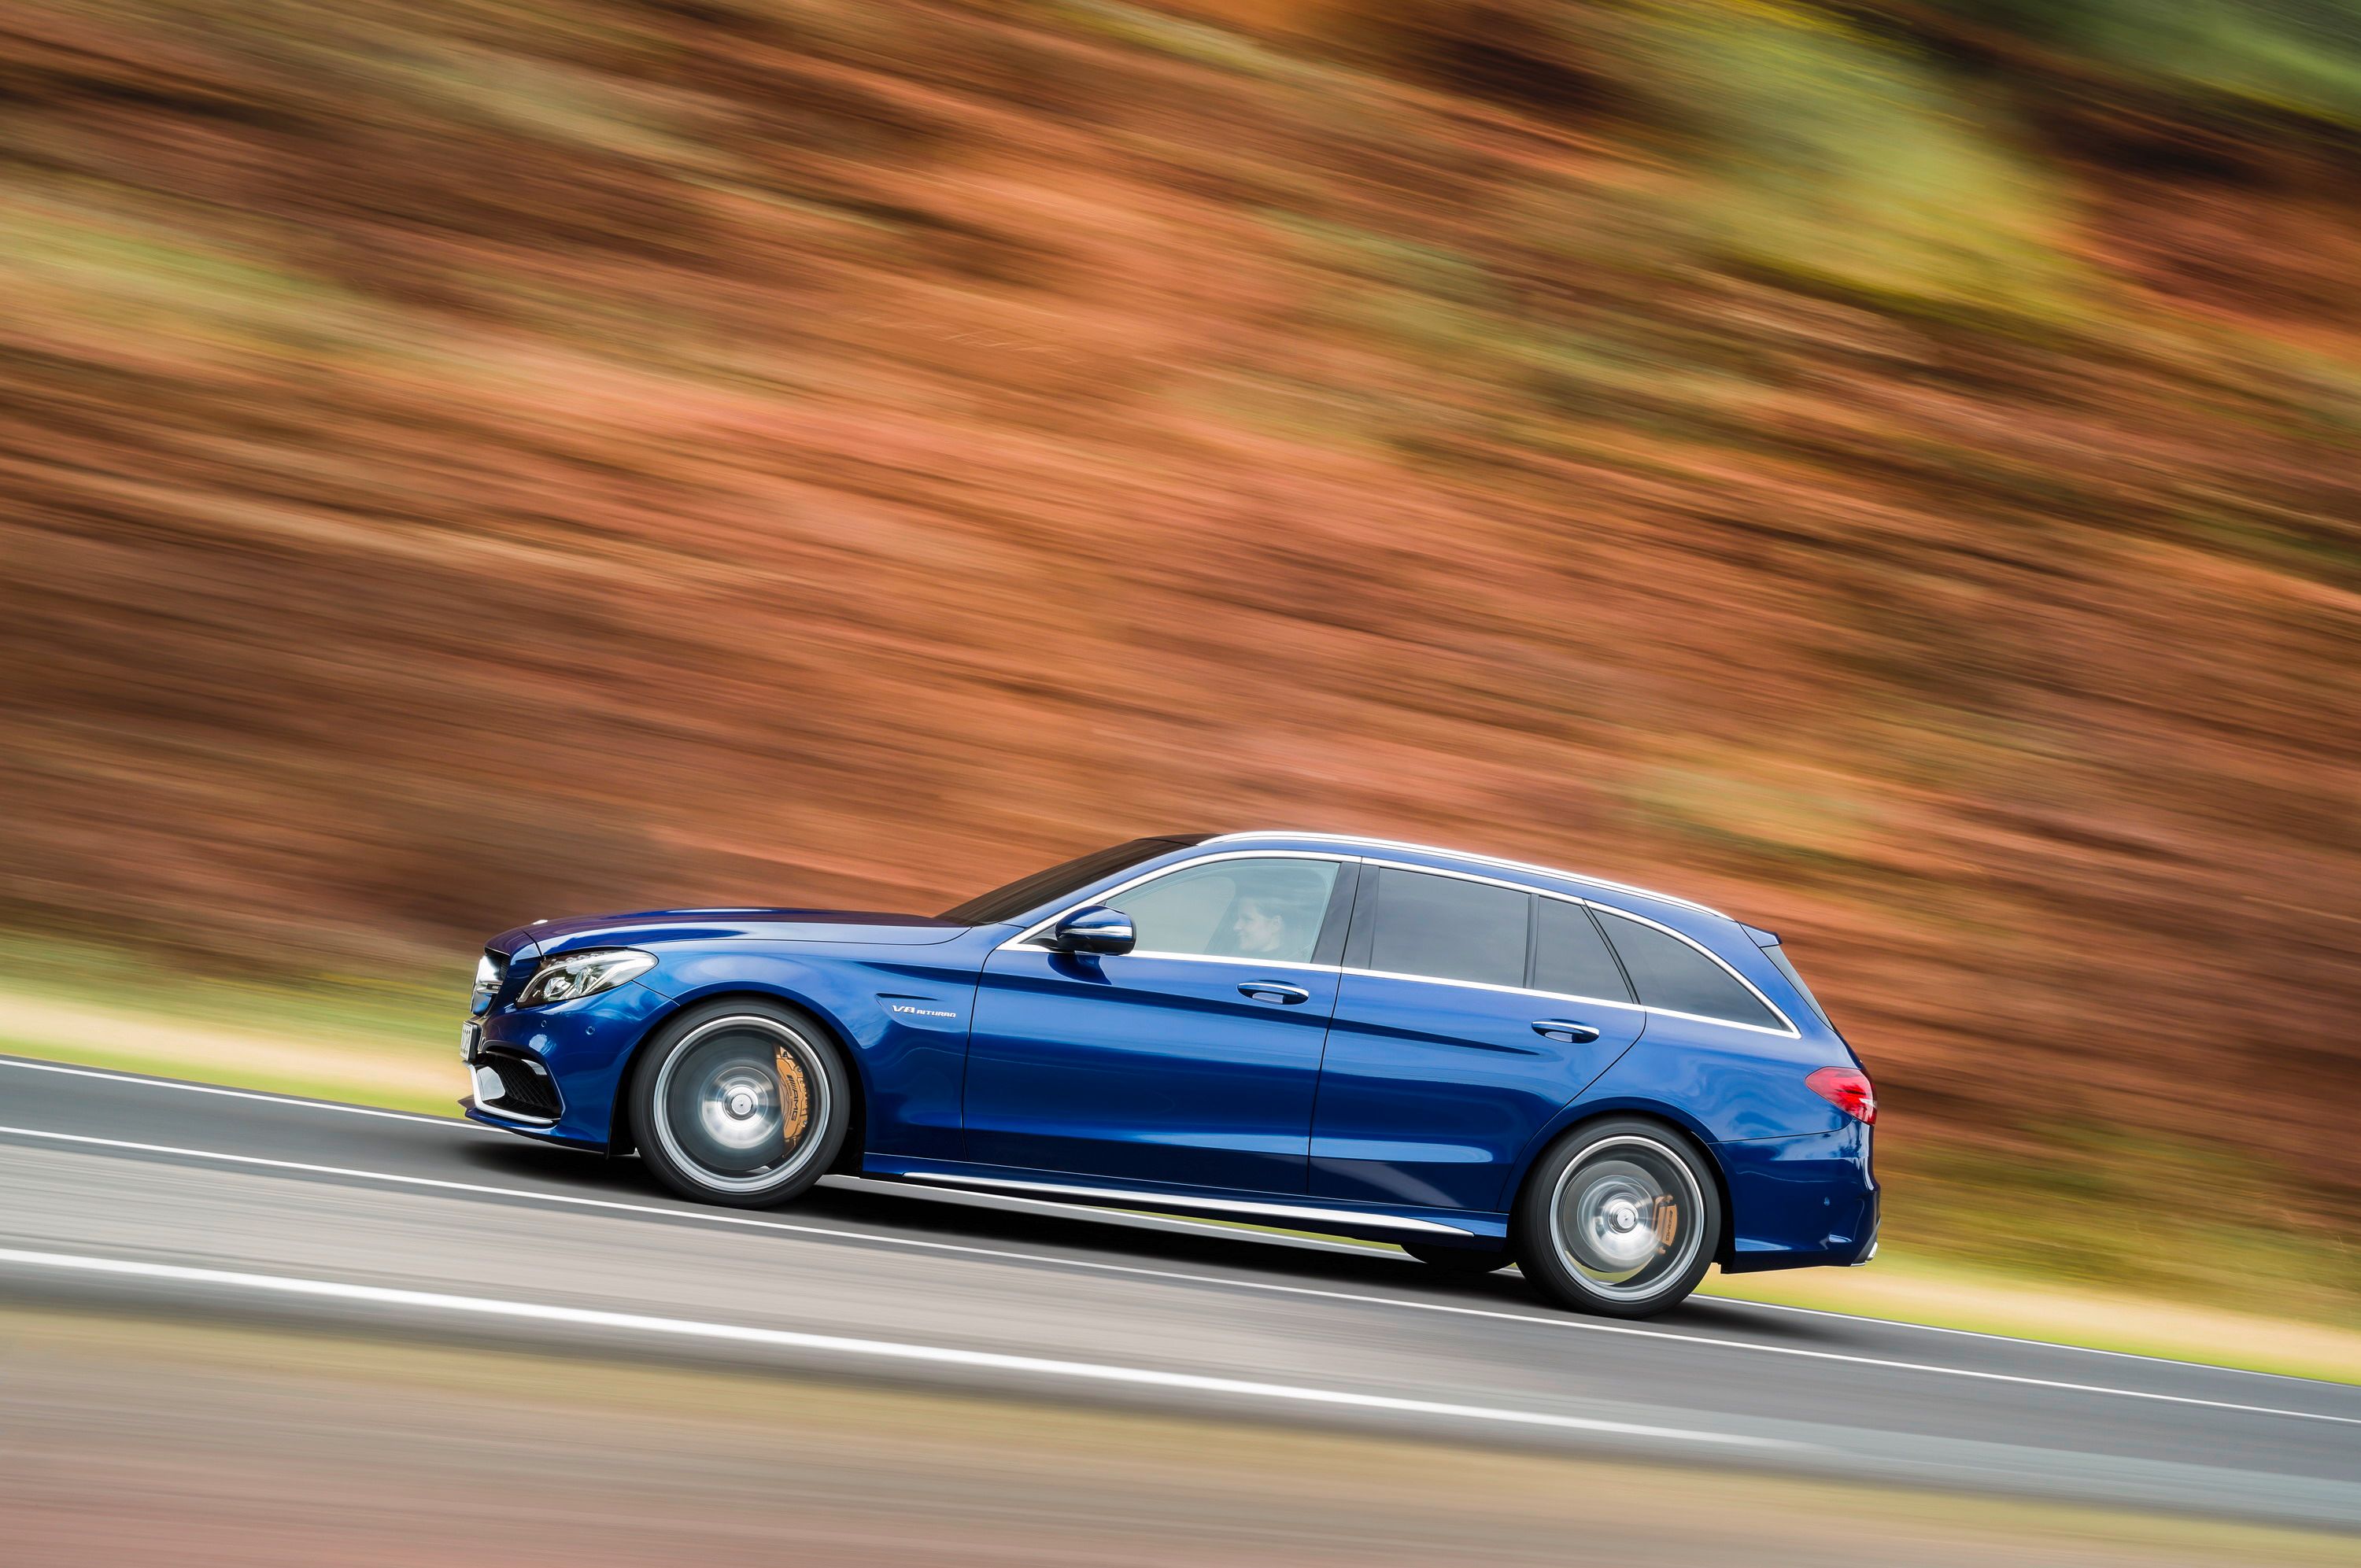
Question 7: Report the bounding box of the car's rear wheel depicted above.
[1515,1118,1721,1319]
[1401,1241,1510,1275]
[630,1001,851,1208]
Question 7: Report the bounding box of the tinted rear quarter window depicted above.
[1367,869,1528,988]
[1532,898,1633,1003]
[1595,910,1783,1030]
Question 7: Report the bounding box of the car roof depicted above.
[1199,831,1727,921]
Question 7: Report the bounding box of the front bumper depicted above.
[463,1048,563,1123]
[460,978,673,1149]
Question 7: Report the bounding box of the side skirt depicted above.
[860,1158,1509,1247]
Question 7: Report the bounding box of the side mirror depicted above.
[1049,905,1135,956]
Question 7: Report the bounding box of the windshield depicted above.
[939,836,1206,924]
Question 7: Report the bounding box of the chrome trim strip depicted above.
[995,849,1798,1037]
[1344,965,1644,1015]
[903,1172,1475,1236]
[1347,856,1797,1037]
[1341,963,1792,1037]
[463,1094,559,1129]
[1580,902,1799,1038]
[1069,950,1336,973]
[1207,832,1724,917]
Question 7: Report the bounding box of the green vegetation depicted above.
[1638,4,2086,322]
[1701,1245,2361,1384]
[0,936,465,1116]
[1895,1126,2361,1327]
[1927,0,2361,129]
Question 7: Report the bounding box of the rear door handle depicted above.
[1532,1019,1602,1044]
[1240,981,1311,1005]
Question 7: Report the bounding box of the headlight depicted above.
[515,947,655,1007]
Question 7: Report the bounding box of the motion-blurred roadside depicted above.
[2,0,2356,1321]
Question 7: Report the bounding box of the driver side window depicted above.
[1105,858,1340,965]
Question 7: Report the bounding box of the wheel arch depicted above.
[606,985,870,1175]
[1504,1103,1738,1267]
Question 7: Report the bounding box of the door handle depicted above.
[1532,1019,1602,1044]
[1240,981,1311,1005]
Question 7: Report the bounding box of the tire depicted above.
[628,1000,853,1208]
[1402,1242,1511,1275]
[1515,1118,1722,1319]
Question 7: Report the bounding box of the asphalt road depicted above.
[1,1053,2354,1533]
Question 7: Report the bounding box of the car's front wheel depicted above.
[630,1001,852,1208]
[1515,1119,1721,1319]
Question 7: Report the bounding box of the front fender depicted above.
[629,943,981,1159]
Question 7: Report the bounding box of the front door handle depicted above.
[1240,981,1311,1005]
[1532,1019,1602,1044]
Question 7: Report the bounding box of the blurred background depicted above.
[2,0,2358,1340]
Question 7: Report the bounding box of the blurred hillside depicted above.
[2,2,2357,1293]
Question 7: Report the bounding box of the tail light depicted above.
[1806,1066,1876,1124]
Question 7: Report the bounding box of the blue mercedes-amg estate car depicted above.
[463,832,1877,1318]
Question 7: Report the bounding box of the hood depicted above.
[488,907,970,961]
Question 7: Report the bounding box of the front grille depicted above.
[477,1049,563,1121]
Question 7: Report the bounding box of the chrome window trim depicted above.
[904,1171,1474,1236]
[1354,858,1799,1038]
[1082,950,1337,974]
[1345,964,1646,1016]
[999,849,1353,953]
[1581,902,1798,1038]
[996,848,1799,1038]
[1207,831,1724,917]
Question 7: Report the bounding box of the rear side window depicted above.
[1594,910,1783,1031]
[1532,898,1633,1003]
[1366,869,1529,988]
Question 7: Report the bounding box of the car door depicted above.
[963,854,1352,1192]
[1310,868,1646,1211]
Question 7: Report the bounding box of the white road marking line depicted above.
[3,1122,2356,1428]
[0,1058,467,1127]
[1694,1296,2346,1385]
[0,1245,1779,1449]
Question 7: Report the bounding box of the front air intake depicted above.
[475,1049,563,1122]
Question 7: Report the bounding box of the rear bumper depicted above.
[1715,1121,1878,1274]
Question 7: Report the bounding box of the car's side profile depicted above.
[462,831,1878,1317]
